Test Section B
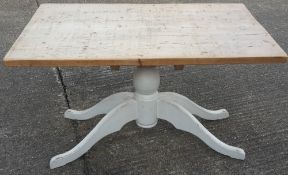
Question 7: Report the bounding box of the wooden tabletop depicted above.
[4,3,287,67]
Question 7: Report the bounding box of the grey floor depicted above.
[0,0,288,174]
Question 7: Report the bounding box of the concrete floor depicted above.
[0,0,287,174]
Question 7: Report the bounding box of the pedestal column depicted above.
[133,67,160,128]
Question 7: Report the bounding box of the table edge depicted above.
[4,56,287,67]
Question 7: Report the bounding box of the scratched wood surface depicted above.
[3,3,287,66]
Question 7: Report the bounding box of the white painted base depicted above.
[50,68,245,169]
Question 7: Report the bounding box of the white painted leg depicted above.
[159,92,229,120]
[64,92,133,120]
[157,99,245,160]
[50,100,137,169]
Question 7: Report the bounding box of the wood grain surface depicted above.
[3,3,287,66]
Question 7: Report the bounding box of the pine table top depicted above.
[4,3,287,66]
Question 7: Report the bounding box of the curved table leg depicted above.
[159,92,229,120]
[65,92,133,120]
[50,99,137,169]
[157,99,245,160]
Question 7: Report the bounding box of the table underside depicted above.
[3,3,287,66]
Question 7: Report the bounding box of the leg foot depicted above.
[65,92,133,120]
[159,92,229,120]
[50,100,137,169]
[157,99,245,160]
